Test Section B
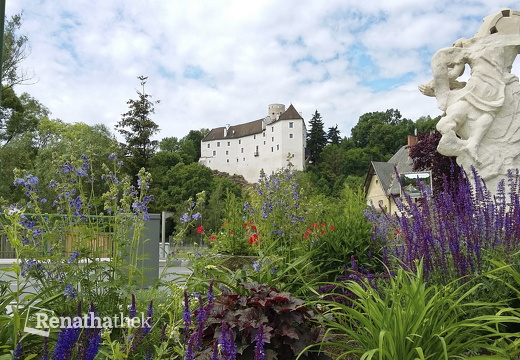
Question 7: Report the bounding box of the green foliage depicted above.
[309,185,380,282]
[307,110,327,165]
[326,124,341,145]
[349,109,414,156]
[309,262,518,360]
[2,13,33,88]
[115,76,160,177]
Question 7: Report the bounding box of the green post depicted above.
[0,0,5,106]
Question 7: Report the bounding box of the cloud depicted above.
[6,0,520,142]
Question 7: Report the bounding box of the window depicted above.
[271,147,273,152]
[227,159,229,163]
[289,133,294,139]
[227,141,230,146]
[212,150,216,156]
[207,143,210,148]
[239,139,241,144]
[241,148,244,153]
[217,142,220,147]
[378,200,384,208]
[271,127,274,132]
[243,157,245,161]
[254,135,256,140]
[225,150,229,155]
[263,132,266,137]
[277,144,279,150]
[237,159,239,162]
[289,122,294,128]
[271,137,274,142]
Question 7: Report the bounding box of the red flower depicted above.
[197,225,204,234]
[250,225,257,230]
[329,225,335,232]
[209,235,217,242]
[249,233,259,245]
[311,222,319,229]
[229,230,234,235]
[321,230,326,236]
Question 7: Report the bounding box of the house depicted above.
[364,136,418,214]
[199,104,307,183]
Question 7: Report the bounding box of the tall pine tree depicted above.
[327,124,341,145]
[115,76,160,177]
[306,110,327,165]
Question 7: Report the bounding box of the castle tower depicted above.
[268,104,285,122]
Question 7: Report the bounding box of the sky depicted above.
[5,0,520,143]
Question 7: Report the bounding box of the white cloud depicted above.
[5,0,520,142]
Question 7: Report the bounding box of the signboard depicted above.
[400,171,432,198]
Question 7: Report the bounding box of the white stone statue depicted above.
[420,9,520,192]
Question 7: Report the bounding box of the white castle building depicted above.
[199,103,307,183]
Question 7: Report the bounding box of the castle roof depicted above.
[202,104,303,142]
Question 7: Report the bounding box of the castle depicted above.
[198,104,307,183]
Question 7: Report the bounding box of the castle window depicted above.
[207,144,210,148]
[254,135,256,140]
[239,139,241,144]
[289,133,294,139]
[226,150,229,155]
[271,137,274,142]
[243,157,246,161]
[289,122,294,128]
[241,148,244,153]
[213,150,216,156]
[277,144,279,150]
[227,159,229,163]
[217,142,220,147]
[271,127,274,132]
[271,147,273,152]
[263,132,266,137]
[227,141,230,146]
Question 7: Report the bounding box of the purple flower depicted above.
[183,291,192,341]
[53,321,81,360]
[63,284,77,300]
[180,213,191,224]
[192,213,202,221]
[253,323,265,360]
[13,342,22,360]
[129,294,137,318]
[67,252,80,264]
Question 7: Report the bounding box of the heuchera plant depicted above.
[183,282,329,360]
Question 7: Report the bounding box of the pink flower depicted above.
[197,225,204,234]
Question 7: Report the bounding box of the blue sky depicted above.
[6,0,520,141]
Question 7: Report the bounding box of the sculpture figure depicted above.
[420,9,520,191]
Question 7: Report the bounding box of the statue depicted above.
[420,9,520,192]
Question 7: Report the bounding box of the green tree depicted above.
[2,14,34,88]
[306,110,327,164]
[327,124,341,145]
[416,115,440,133]
[115,76,160,176]
[349,109,415,155]
[0,91,48,145]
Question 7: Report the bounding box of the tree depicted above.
[306,110,327,164]
[2,14,34,89]
[327,124,341,145]
[408,131,460,193]
[0,91,48,145]
[115,76,160,176]
[349,109,415,155]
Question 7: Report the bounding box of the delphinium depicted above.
[243,161,308,259]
